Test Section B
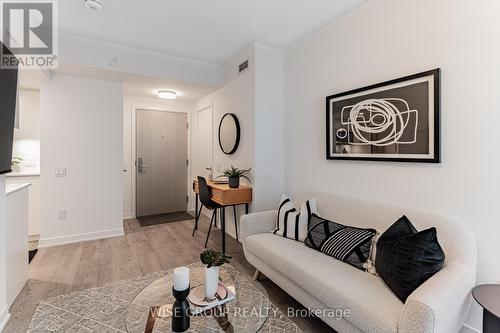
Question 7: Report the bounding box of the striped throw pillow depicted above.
[272,195,317,242]
[305,214,376,271]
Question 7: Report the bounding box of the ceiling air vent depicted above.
[238,60,249,74]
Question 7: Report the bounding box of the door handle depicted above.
[137,157,149,173]
[138,158,144,173]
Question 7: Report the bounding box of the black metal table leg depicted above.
[221,206,226,253]
[483,309,500,333]
[245,203,249,214]
[233,205,238,241]
[472,284,500,333]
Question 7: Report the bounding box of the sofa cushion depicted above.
[246,233,403,333]
[305,214,376,270]
[376,215,445,302]
[272,195,318,242]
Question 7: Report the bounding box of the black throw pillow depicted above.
[376,216,445,303]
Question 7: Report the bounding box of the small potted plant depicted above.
[218,165,251,188]
[200,249,231,301]
[11,157,23,172]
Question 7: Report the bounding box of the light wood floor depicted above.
[3,216,334,333]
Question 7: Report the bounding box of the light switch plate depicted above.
[24,159,36,168]
[54,167,67,177]
[57,209,66,220]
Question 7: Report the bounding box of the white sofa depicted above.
[240,193,477,333]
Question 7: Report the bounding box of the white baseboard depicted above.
[460,323,481,333]
[0,306,10,332]
[38,228,125,248]
[123,212,134,219]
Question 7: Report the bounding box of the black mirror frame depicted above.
[218,113,241,155]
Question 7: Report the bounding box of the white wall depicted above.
[12,89,40,174]
[123,96,194,218]
[254,44,284,211]
[193,45,256,238]
[283,0,500,331]
[192,43,284,237]
[40,73,124,247]
[0,176,9,331]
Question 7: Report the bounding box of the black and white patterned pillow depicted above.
[272,195,317,242]
[305,214,376,270]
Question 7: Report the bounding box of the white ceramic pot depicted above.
[204,266,220,300]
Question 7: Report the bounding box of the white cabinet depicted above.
[5,184,29,307]
[6,175,40,238]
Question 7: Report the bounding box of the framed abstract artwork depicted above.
[326,69,440,163]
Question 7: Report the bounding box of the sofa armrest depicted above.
[240,210,277,245]
[398,261,476,333]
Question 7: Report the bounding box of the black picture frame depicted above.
[218,113,241,155]
[326,69,441,163]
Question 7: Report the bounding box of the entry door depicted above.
[194,105,213,179]
[136,110,188,217]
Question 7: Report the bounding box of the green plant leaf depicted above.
[200,249,232,268]
[219,166,252,181]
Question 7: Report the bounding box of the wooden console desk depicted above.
[193,180,252,253]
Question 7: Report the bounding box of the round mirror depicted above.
[218,113,240,155]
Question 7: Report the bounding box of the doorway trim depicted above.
[195,102,213,174]
[130,105,190,218]
[191,102,214,214]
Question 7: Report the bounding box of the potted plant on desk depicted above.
[218,165,251,188]
[201,249,232,301]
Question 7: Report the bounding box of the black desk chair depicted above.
[193,176,240,247]
[196,176,222,248]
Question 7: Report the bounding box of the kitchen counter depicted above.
[6,171,40,178]
[6,183,32,195]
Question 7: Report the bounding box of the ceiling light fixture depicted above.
[158,90,177,100]
[84,0,104,12]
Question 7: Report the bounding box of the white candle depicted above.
[173,266,190,291]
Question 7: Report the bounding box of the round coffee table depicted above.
[125,263,270,333]
[472,284,500,333]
